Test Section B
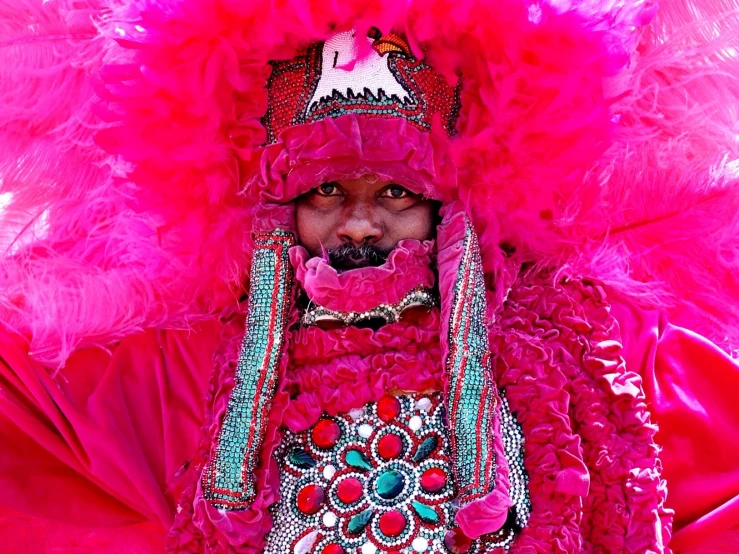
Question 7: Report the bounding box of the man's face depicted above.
[295,174,436,270]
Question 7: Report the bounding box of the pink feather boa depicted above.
[4,0,739,366]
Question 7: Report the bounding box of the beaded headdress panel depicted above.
[262,29,461,144]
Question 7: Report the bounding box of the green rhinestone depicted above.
[412,436,439,463]
[411,501,439,524]
[345,450,373,471]
[347,509,373,534]
[375,470,405,499]
[288,448,316,469]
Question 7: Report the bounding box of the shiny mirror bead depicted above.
[313,419,341,449]
[378,433,404,460]
[420,467,447,493]
[336,477,363,504]
[378,510,406,537]
[296,484,325,515]
[377,396,401,422]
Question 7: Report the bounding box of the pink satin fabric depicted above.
[1,299,738,552]
[0,321,221,552]
[611,300,739,552]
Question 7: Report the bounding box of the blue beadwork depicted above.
[445,219,498,504]
[203,231,294,509]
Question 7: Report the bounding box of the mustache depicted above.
[326,244,393,270]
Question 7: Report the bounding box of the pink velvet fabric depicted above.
[249,115,457,206]
[290,239,436,312]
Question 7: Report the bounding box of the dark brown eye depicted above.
[382,185,409,199]
[317,182,339,196]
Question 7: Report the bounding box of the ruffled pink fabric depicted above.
[247,115,457,205]
[491,272,673,553]
[285,309,444,431]
[290,239,436,312]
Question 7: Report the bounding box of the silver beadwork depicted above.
[301,286,438,328]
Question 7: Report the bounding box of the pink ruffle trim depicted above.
[246,114,457,204]
[491,272,673,553]
[290,239,436,312]
[285,309,444,431]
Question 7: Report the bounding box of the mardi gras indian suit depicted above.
[1,1,739,553]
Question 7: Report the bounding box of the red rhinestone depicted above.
[379,510,406,537]
[312,419,341,449]
[296,484,324,515]
[337,478,363,504]
[377,396,401,422]
[420,467,447,493]
[444,528,472,554]
[321,544,344,554]
[378,434,404,460]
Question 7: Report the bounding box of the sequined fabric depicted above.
[445,221,498,506]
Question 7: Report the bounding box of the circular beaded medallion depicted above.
[265,393,528,554]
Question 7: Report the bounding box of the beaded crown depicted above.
[262,29,461,144]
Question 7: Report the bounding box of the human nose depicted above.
[336,200,383,246]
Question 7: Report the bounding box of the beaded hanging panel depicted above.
[445,220,498,505]
[202,231,295,509]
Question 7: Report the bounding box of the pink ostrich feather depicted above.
[1,0,738,366]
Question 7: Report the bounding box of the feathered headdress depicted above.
[1,0,738,366]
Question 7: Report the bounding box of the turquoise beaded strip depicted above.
[203,231,294,509]
[445,220,497,503]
